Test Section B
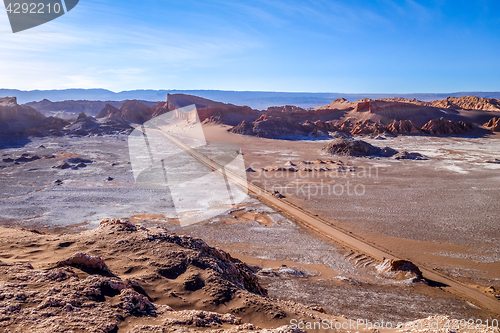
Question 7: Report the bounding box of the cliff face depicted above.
[0,97,46,122]
[152,94,260,126]
[0,97,49,134]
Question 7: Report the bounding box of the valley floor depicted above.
[0,128,499,329]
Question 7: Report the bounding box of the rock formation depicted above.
[0,97,48,134]
[386,120,422,134]
[322,137,398,157]
[97,100,152,124]
[430,96,500,111]
[252,117,309,139]
[376,259,423,281]
[117,100,153,124]
[421,118,474,135]
[152,94,259,126]
[394,151,429,160]
[484,117,500,132]
[0,220,334,332]
[95,103,121,119]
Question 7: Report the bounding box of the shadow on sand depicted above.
[0,135,32,149]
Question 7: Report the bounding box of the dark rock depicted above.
[322,137,398,157]
[394,151,429,160]
[14,155,40,163]
[273,191,285,199]
[67,157,92,164]
[54,162,71,169]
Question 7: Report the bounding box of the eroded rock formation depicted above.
[421,118,474,135]
[484,117,500,132]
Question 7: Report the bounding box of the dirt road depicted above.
[158,129,500,316]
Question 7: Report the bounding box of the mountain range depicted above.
[2,93,500,139]
[2,88,500,110]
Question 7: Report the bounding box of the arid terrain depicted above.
[1,93,500,331]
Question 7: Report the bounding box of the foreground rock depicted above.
[322,137,398,157]
[0,219,331,332]
[0,222,496,333]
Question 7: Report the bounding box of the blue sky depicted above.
[1,0,499,93]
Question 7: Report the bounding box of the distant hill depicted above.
[24,99,158,119]
[2,88,500,110]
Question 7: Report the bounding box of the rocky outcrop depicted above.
[0,221,332,332]
[394,151,428,160]
[118,100,153,124]
[230,116,318,139]
[252,117,310,139]
[484,117,500,132]
[430,96,500,111]
[376,258,423,281]
[386,120,422,134]
[152,94,260,126]
[0,96,47,133]
[95,100,153,124]
[229,120,255,135]
[57,252,111,273]
[313,97,356,111]
[266,105,308,115]
[350,119,387,135]
[322,137,398,157]
[421,117,474,135]
[95,103,121,119]
[62,114,133,136]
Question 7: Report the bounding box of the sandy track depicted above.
[158,129,500,316]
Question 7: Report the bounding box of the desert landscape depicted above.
[0,92,499,332]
